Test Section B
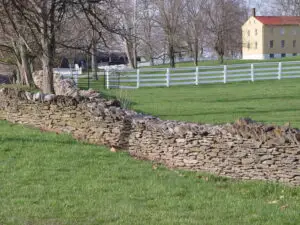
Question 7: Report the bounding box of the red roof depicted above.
[255,16,300,25]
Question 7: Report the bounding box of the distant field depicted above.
[102,78,300,128]
[1,120,300,225]
[145,56,300,68]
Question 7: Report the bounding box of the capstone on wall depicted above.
[1,88,300,185]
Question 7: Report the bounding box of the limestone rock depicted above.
[24,92,33,101]
[33,92,44,101]
[110,147,117,152]
[44,94,56,102]
[79,89,101,99]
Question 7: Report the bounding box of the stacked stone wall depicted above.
[1,88,300,185]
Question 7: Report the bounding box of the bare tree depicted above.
[0,0,71,93]
[135,0,165,66]
[57,7,117,76]
[138,0,156,66]
[204,0,247,63]
[270,0,300,15]
[84,2,115,79]
[0,1,36,86]
[183,0,206,66]
[154,0,185,68]
[111,0,139,68]
[1,0,118,93]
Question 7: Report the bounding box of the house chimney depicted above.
[252,8,256,17]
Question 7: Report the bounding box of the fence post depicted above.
[166,68,170,87]
[74,70,78,86]
[136,69,140,88]
[278,62,282,80]
[223,65,227,83]
[251,64,254,82]
[195,67,199,85]
[106,69,110,89]
[70,67,73,79]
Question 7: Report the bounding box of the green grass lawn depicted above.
[102,79,300,128]
[79,57,300,125]
[1,120,300,225]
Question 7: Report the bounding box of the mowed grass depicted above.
[102,78,300,128]
[1,120,300,225]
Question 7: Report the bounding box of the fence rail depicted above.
[54,61,300,90]
[105,61,300,89]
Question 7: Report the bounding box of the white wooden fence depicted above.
[105,61,300,89]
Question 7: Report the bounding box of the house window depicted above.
[293,40,296,48]
[293,29,297,35]
[255,29,258,35]
[281,40,285,48]
[280,28,285,35]
[269,54,274,58]
[271,27,274,34]
[247,30,250,36]
[293,53,297,56]
[270,40,274,48]
[255,42,258,49]
[247,42,250,49]
[281,53,286,58]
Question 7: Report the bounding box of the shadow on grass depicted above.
[158,108,300,117]
[1,136,79,146]
[206,95,300,103]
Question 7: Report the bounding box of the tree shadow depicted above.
[1,136,79,146]
[158,108,300,117]
[206,95,300,103]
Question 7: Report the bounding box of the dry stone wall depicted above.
[1,88,300,185]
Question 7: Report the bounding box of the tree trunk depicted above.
[16,62,24,84]
[20,43,35,87]
[193,38,199,66]
[41,53,54,94]
[168,43,175,68]
[41,37,55,94]
[91,38,98,80]
[215,39,225,64]
[150,57,154,66]
[11,69,17,84]
[133,36,137,68]
[218,54,224,64]
[188,40,193,58]
[39,1,55,94]
[125,39,135,69]
[200,47,204,57]
[11,41,23,84]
